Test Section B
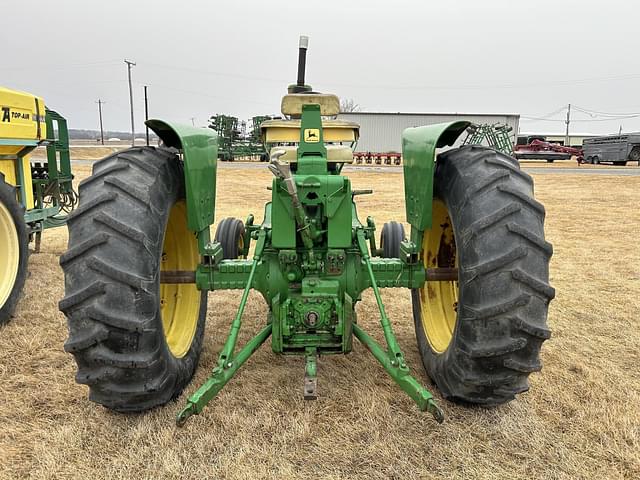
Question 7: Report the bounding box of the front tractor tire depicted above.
[214,217,245,259]
[380,221,405,258]
[59,147,207,412]
[412,145,554,405]
[0,173,29,326]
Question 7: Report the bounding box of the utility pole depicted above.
[564,103,571,147]
[124,59,136,146]
[144,85,150,146]
[96,99,105,145]
[190,117,196,126]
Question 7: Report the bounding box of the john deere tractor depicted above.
[0,86,75,325]
[60,37,554,425]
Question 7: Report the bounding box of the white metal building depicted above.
[339,112,520,153]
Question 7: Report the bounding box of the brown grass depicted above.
[32,146,127,161]
[1,164,639,479]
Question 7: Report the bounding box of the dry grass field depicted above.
[1,162,639,479]
[33,146,126,161]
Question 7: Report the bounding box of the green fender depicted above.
[402,121,470,232]
[146,119,218,233]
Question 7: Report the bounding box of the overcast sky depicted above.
[3,0,639,135]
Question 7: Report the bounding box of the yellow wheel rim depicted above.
[237,233,244,258]
[419,199,458,354]
[0,201,20,309]
[160,200,201,358]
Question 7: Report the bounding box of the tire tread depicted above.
[412,145,553,406]
[59,147,207,412]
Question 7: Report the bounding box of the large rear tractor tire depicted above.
[59,147,207,412]
[0,173,29,326]
[412,145,554,405]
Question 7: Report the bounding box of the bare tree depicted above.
[340,98,361,113]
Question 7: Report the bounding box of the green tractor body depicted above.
[60,37,553,426]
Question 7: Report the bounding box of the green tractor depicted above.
[209,114,271,161]
[59,37,553,425]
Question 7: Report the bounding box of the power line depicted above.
[523,103,640,123]
[147,82,275,108]
[139,61,284,85]
[521,116,565,122]
[571,116,640,122]
[318,72,640,91]
[1,59,121,71]
[572,104,640,117]
[538,106,568,119]
[138,61,640,92]
[7,57,637,93]
[522,115,640,123]
[521,106,568,121]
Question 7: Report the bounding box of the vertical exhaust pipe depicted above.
[297,35,309,87]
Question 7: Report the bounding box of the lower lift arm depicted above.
[176,230,271,426]
[355,229,444,423]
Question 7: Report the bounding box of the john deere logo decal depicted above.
[304,128,320,143]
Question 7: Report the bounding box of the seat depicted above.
[281,93,340,117]
[270,145,353,163]
[261,119,360,144]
